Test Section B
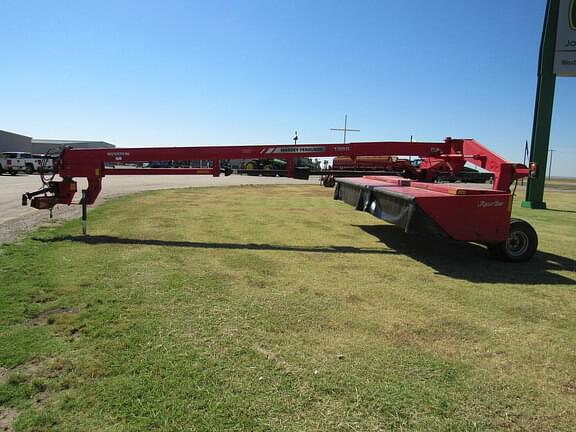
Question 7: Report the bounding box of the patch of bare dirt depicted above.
[0,408,17,432]
[27,307,80,326]
[0,368,9,384]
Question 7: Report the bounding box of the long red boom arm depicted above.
[25,137,528,210]
[58,140,448,177]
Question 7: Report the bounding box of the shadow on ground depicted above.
[356,224,575,285]
[35,229,575,285]
[34,235,394,255]
[546,208,576,214]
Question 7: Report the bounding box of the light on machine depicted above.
[529,162,539,178]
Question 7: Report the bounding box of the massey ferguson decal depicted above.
[260,146,326,155]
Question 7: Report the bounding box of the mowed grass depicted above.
[0,184,574,431]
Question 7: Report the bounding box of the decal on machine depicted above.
[260,146,326,154]
[477,200,505,208]
[107,151,131,161]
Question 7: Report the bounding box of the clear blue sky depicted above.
[0,0,574,176]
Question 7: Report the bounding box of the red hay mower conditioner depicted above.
[22,137,538,262]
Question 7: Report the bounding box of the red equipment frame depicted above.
[22,137,536,261]
[25,137,526,207]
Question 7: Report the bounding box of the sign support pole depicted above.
[522,0,560,209]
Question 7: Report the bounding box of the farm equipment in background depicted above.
[320,155,494,187]
[237,158,318,177]
[20,137,536,261]
[239,158,287,176]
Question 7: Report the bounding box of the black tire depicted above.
[245,161,258,176]
[25,164,34,174]
[322,176,335,188]
[487,218,538,262]
[262,164,276,177]
[10,171,17,176]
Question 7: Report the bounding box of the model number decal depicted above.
[478,200,504,208]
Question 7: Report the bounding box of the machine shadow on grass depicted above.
[356,225,575,286]
[36,230,574,285]
[35,235,396,256]
[546,208,576,214]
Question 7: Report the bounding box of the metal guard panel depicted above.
[369,188,449,237]
[335,179,450,238]
[370,188,416,231]
[334,179,370,210]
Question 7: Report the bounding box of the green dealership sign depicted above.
[555,0,576,75]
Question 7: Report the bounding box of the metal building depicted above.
[31,139,115,154]
[0,130,32,153]
[0,130,115,154]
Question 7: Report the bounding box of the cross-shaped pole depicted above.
[330,114,360,144]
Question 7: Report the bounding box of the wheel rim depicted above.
[506,230,529,257]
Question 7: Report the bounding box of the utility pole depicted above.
[330,114,360,144]
[548,149,556,180]
[293,131,298,145]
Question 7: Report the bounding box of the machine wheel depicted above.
[263,164,276,177]
[322,175,335,188]
[245,161,258,176]
[10,170,17,176]
[487,218,538,262]
[25,164,35,174]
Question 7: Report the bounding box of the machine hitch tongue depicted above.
[22,186,54,207]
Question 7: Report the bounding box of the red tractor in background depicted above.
[320,155,493,187]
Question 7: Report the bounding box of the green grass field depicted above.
[1,184,575,431]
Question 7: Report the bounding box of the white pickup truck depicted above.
[0,152,54,175]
